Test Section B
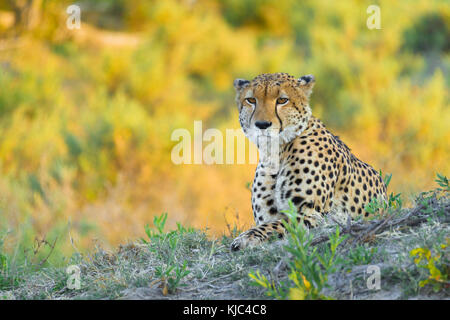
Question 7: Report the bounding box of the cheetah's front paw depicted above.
[230,232,262,251]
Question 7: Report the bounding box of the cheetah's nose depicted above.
[255,121,272,130]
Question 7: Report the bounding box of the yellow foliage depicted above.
[410,243,449,290]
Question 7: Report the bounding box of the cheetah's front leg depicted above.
[230,220,287,251]
[230,207,320,251]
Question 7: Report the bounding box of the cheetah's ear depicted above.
[297,74,315,98]
[233,78,250,91]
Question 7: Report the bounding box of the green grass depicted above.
[0,175,448,300]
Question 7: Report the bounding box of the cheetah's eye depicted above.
[245,98,256,105]
[276,97,289,105]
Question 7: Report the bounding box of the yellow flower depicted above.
[289,288,306,300]
[301,274,312,291]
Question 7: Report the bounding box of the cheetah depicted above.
[230,72,387,251]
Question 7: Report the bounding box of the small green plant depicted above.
[249,270,287,299]
[415,174,449,220]
[0,232,8,272]
[142,212,168,242]
[410,241,449,292]
[346,245,378,265]
[142,213,192,295]
[365,172,402,216]
[142,212,194,244]
[435,173,449,191]
[380,170,393,188]
[0,231,22,290]
[155,260,191,295]
[249,200,346,300]
[0,232,10,288]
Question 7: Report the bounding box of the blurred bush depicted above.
[402,12,450,54]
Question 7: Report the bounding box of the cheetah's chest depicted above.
[273,161,296,213]
[251,160,294,220]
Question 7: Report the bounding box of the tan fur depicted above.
[231,73,387,251]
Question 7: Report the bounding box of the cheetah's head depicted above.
[233,72,314,147]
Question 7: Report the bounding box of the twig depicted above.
[38,236,58,267]
[310,193,449,247]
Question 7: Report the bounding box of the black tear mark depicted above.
[275,102,283,132]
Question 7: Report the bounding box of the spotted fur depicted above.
[231,73,387,251]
